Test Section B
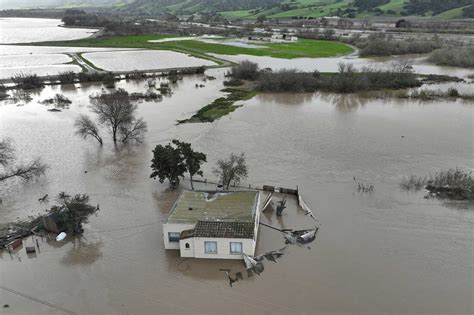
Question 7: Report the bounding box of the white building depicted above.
[163,190,261,259]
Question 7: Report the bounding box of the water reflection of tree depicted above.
[320,93,371,112]
[256,93,314,105]
[9,90,33,104]
[61,237,102,266]
[102,144,148,181]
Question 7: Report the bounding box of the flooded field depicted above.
[0,17,473,315]
[0,46,144,79]
[82,50,217,71]
[1,65,473,314]
[0,18,98,44]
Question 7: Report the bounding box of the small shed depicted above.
[42,212,66,234]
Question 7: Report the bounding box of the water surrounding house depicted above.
[163,190,260,259]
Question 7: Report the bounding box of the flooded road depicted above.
[0,67,473,314]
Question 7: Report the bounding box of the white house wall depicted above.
[192,237,255,259]
[180,238,195,257]
[162,223,195,249]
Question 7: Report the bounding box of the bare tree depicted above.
[0,139,47,182]
[74,114,103,145]
[391,58,413,73]
[213,153,248,190]
[119,118,148,143]
[90,89,139,144]
[0,139,14,166]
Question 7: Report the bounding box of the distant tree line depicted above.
[346,33,444,57]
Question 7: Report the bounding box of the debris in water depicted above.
[56,232,67,242]
[220,269,239,287]
[284,227,319,247]
[276,197,287,216]
[38,194,48,202]
[262,192,273,212]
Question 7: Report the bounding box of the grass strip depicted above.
[178,88,257,123]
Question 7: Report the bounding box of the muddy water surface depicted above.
[0,18,97,44]
[0,66,473,314]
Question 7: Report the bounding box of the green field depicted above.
[31,36,354,60]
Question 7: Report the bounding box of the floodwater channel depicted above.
[0,18,473,315]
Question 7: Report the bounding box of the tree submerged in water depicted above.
[49,192,99,234]
[75,89,148,145]
[0,138,47,183]
[400,168,474,201]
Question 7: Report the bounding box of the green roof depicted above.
[165,191,258,224]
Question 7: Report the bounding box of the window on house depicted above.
[230,242,243,254]
[185,243,190,249]
[168,232,180,243]
[204,241,217,254]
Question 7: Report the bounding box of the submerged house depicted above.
[163,191,260,259]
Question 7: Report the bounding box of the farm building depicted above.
[163,190,261,259]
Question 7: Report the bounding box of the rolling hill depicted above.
[118,0,474,19]
[1,0,473,19]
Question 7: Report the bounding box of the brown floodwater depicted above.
[1,67,473,314]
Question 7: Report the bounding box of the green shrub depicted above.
[447,87,460,97]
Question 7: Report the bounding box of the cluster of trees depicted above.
[11,73,44,90]
[0,139,47,183]
[150,140,248,190]
[49,192,100,235]
[228,60,260,81]
[428,47,474,68]
[230,60,419,94]
[263,64,418,93]
[402,0,472,16]
[75,89,147,145]
[353,0,390,10]
[57,71,116,85]
[349,33,442,57]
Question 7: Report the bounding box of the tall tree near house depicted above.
[150,142,186,189]
[172,140,206,190]
[0,139,47,182]
[74,114,103,145]
[213,153,248,190]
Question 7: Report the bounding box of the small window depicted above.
[204,241,217,254]
[185,243,190,249]
[230,242,243,254]
[168,232,180,243]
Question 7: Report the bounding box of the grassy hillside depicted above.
[2,0,470,19]
[217,0,472,20]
